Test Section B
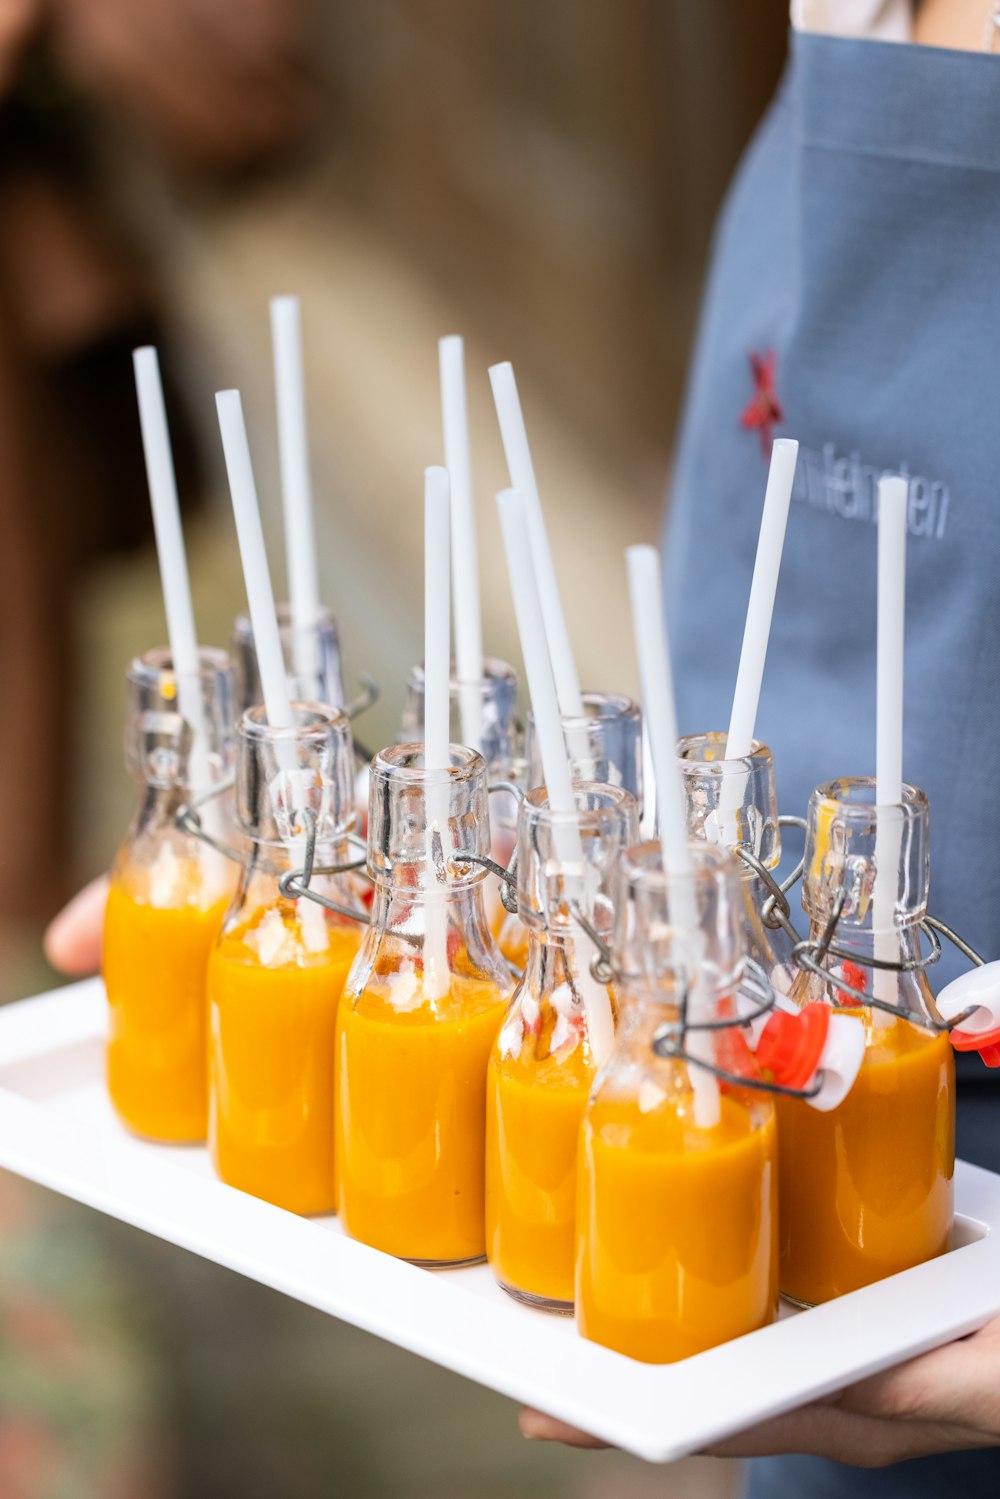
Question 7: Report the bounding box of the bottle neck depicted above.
[224,831,365,957]
[117,784,234,909]
[804,912,922,963]
[367,875,491,926]
[349,875,510,1001]
[796,911,934,1014]
[521,923,591,992]
[131,782,186,832]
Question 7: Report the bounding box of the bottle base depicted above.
[407,1253,488,1269]
[115,1113,208,1146]
[498,1281,574,1316]
[780,1291,817,1310]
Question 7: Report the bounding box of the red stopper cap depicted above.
[756,1003,831,1090]
[950,1024,1000,1068]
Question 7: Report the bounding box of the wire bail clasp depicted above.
[277,806,372,925]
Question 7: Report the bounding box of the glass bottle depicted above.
[208,703,364,1215]
[485,783,638,1311]
[527,690,642,802]
[401,656,519,776]
[103,647,236,1142]
[233,603,345,714]
[508,690,643,969]
[678,732,796,994]
[335,743,513,1265]
[777,778,955,1306]
[575,841,778,1363]
[402,655,521,943]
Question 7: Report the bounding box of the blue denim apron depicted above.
[664,29,1000,1494]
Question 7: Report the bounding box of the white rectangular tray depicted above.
[1,978,998,1463]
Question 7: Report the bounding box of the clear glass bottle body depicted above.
[208,704,364,1215]
[485,784,638,1311]
[777,778,955,1306]
[402,655,521,939]
[575,842,778,1363]
[103,647,235,1142]
[335,743,513,1265]
[233,603,345,714]
[678,732,796,994]
[507,690,642,968]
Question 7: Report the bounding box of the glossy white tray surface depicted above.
[1,979,998,1462]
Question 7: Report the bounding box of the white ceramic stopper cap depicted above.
[936,962,1000,1037]
[807,1013,866,1113]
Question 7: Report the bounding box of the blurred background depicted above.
[1,3,787,1495]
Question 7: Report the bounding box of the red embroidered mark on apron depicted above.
[740,350,783,457]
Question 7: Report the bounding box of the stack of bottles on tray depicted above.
[102,323,996,1369]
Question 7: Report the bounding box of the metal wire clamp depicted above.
[731,814,807,934]
[175,779,243,863]
[790,888,982,1034]
[650,962,823,1102]
[276,807,373,925]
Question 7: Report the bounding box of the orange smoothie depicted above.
[576,1093,778,1363]
[208,911,360,1215]
[778,1016,954,1305]
[486,1045,593,1307]
[336,971,506,1263]
[104,871,227,1142]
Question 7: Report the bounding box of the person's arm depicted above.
[520,1310,1000,1465]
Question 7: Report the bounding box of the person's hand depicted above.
[708,1312,1000,1466]
[520,1311,1000,1467]
[519,1409,608,1447]
[43,874,108,977]
[51,0,320,168]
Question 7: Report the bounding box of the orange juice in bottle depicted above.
[209,703,365,1215]
[103,647,236,1142]
[485,783,637,1309]
[336,743,512,1263]
[777,779,955,1305]
[576,841,778,1362]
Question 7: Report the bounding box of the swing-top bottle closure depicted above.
[795,780,1000,1063]
[494,784,637,1066]
[612,840,865,1111]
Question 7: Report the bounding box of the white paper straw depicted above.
[270,295,321,687]
[873,476,908,1016]
[439,336,484,751]
[216,390,293,730]
[627,544,719,1127]
[498,488,614,1062]
[423,466,453,1002]
[640,721,657,840]
[489,362,583,718]
[726,438,798,759]
[133,347,209,781]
